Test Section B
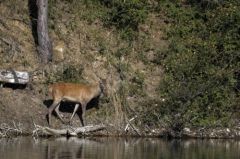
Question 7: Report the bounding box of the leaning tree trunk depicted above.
[37,0,52,63]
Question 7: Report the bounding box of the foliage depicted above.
[157,0,240,127]
[60,64,84,83]
[128,71,145,97]
[46,64,84,84]
[49,0,148,40]
[101,0,148,40]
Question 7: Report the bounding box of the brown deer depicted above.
[47,80,105,126]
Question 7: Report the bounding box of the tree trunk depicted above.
[37,0,52,63]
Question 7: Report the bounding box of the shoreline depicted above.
[1,123,240,139]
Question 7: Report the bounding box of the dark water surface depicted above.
[0,137,240,159]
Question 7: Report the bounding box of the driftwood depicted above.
[124,115,141,136]
[33,124,106,137]
[0,69,29,84]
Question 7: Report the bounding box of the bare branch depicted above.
[0,122,23,137]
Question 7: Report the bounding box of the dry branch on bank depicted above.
[32,124,106,137]
[124,115,141,136]
[0,122,23,137]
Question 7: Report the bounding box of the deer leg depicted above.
[55,104,65,124]
[69,103,80,124]
[48,100,60,126]
[81,103,87,127]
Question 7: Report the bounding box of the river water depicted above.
[0,137,239,159]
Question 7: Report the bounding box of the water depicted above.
[0,137,240,159]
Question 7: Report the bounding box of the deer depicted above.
[47,80,105,127]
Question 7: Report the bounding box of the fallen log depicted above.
[0,69,29,84]
[33,124,106,137]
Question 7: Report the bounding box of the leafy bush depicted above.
[46,64,84,84]
[102,0,147,29]
[101,0,148,40]
[59,64,84,83]
[157,0,240,127]
[129,71,145,97]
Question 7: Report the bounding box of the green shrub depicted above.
[129,71,145,97]
[102,0,148,29]
[101,0,148,40]
[46,64,84,84]
[59,65,84,83]
[157,0,240,127]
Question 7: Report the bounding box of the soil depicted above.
[0,87,46,133]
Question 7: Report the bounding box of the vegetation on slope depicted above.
[156,0,240,128]
[48,0,240,130]
[0,0,239,136]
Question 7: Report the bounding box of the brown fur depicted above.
[47,82,102,126]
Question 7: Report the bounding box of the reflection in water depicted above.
[0,137,240,159]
